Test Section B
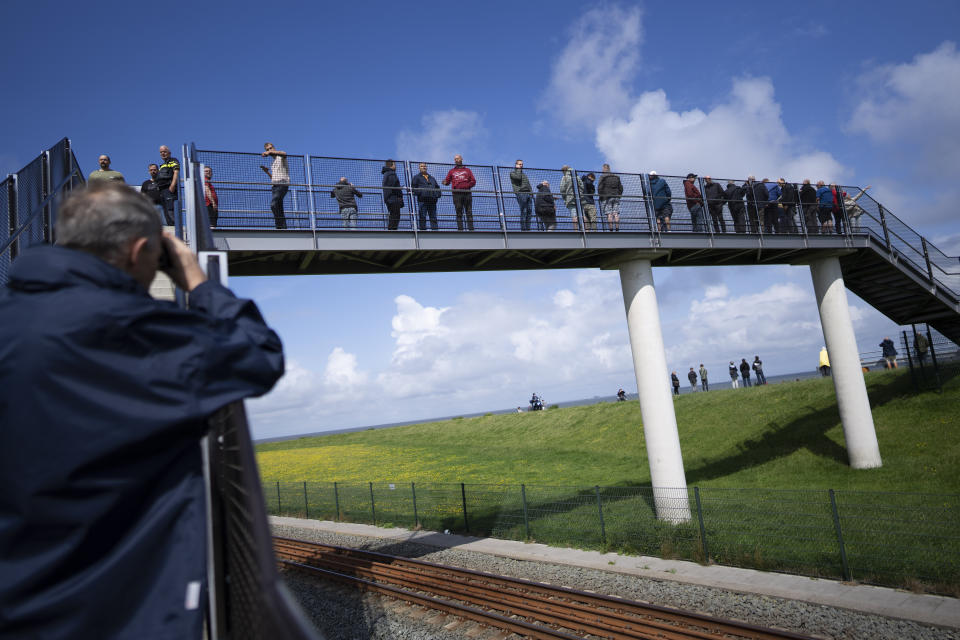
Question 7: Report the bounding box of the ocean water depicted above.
[256,369,827,443]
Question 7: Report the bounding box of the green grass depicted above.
[258,370,960,594]
[257,369,960,493]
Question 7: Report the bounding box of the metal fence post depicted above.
[902,330,919,392]
[276,481,281,514]
[921,237,935,284]
[521,484,530,540]
[369,482,376,525]
[594,486,606,545]
[7,175,18,260]
[302,481,309,519]
[493,167,507,233]
[411,482,418,528]
[461,482,469,532]
[305,154,317,234]
[828,489,851,581]
[334,482,341,521]
[927,325,943,392]
[694,487,709,562]
[879,206,892,252]
[41,151,51,243]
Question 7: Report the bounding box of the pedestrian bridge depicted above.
[3,139,959,639]
[194,148,960,346]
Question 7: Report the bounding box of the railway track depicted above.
[274,536,818,640]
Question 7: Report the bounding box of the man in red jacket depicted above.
[443,154,477,231]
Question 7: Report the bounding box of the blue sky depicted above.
[3,1,959,439]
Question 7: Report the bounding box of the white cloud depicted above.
[595,77,847,182]
[847,42,960,225]
[395,109,487,161]
[323,347,368,389]
[848,42,960,173]
[540,5,643,129]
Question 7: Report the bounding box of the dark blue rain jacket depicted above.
[0,244,284,640]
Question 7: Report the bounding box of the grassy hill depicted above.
[257,369,960,494]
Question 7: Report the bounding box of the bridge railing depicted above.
[191,147,960,299]
[1,138,84,286]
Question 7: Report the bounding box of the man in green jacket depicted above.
[510,159,534,231]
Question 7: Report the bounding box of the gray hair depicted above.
[56,182,161,266]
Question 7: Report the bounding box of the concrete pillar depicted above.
[810,255,882,469]
[619,258,691,523]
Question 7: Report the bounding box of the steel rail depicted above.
[274,537,816,640]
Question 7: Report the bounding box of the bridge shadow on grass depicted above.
[685,372,921,484]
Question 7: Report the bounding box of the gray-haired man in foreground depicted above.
[0,182,284,639]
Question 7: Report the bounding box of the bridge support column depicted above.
[619,258,691,523]
[810,255,882,469]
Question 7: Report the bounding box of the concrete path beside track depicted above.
[271,516,960,630]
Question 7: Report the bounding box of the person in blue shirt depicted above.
[816,180,835,234]
[763,178,780,233]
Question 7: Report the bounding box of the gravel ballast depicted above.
[273,523,959,640]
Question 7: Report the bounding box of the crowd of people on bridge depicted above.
[88,146,874,235]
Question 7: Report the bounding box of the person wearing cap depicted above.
[648,171,672,232]
[683,173,705,232]
[703,176,726,233]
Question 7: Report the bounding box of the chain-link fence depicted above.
[263,480,960,594]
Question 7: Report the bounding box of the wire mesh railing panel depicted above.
[16,157,45,249]
[0,178,10,282]
[835,491,960,588]
[217,406,322,640]
[880,208,931,277]
[411,162,501,231]
[47,139,69,187]
[697,488,841,578]
[927,242,960,298]
[197,150,307,186]
[209,185,312,229]
[310,156,415,229]
[837,187,884,242]
[498,166,575,232]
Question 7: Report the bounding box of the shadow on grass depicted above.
[685,372,921,484]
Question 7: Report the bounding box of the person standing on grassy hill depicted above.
[671,371,680,395]
[819,346,831,376]
[687,367,698,392]
[752,356,767,385]
[740,358,752,387]
[699,364,709,391]
[729,361,740,388]
[0,182,284,640]
[880,337,898,369]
